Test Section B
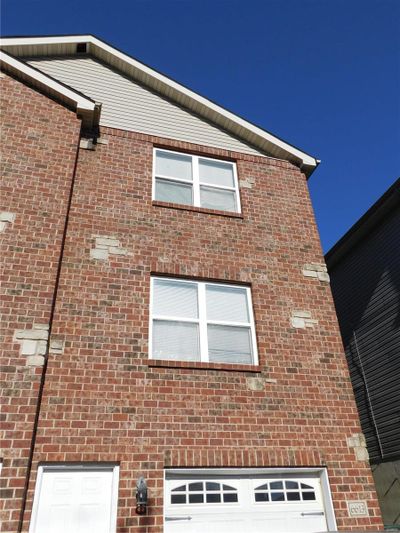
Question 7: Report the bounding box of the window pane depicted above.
[172,485,186,492]
[200,186,237,212]
[189,494,204,504]
[287,492,301,501]
[285,481,299,489]
[270,481,283,490]
[255,483,269,491]
[171,494,186,504]
[255,493,269,502]
[208,325,252,364]
[302,491,316,500]
[223,493,238,503]
[152,320,200,361]
[156,151,192,180]
[206,493,221,503]
[222,484,236,491]
[188,482,203,491]
[271,492,285,502]
[199,159,234,187]
[206,285,249,323]
[155,178,193,205]
[206,482,220,491]
[153,279,198,319]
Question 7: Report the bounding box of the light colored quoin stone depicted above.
[49,339,65,355]
[247,377,265,391]
[347,433,369,461]
[0,211,16,232]
[91,235,128,260]
[26,355,45,367]
[302,263,330,283]
[239,177,256,189]
[291,310,318,329]
[14,325,49,362]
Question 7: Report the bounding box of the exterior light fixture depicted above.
[136,476,148,515]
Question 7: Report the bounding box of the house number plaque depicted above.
[347,500,369,517]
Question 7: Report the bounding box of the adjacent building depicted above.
[1,35,384,532]
[326,178,400,528]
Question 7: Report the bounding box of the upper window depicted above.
[150,277,257,365]
[153,148,241,213]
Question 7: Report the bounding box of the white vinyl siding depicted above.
[150,278,257,365]
[26,56,267,156]
[153,149,241,213]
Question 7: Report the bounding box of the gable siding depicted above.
[27,56,267,156]
[329,207,400,463]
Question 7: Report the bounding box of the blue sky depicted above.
[2,0,399,252]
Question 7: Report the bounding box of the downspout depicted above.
[17,125,83,533]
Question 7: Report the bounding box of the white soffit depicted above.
[0,49,100,129]
[0,35,319,176]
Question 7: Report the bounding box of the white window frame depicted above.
[29,463,119,533]
[152,148,242,213]
[149,277,258,365]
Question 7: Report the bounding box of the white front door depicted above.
[29,465,119,533]
[165,470,332,533]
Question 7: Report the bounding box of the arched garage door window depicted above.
[254,480,316,502]
[171,481,238,504]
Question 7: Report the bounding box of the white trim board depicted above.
[0,50,100,129]
[0,35,319,176]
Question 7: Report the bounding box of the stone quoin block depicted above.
[90,235,129,260]
[302,263,330,282]
[291,310,319,329]
[0,211,16,232]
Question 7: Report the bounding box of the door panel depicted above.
[30,468,117,533]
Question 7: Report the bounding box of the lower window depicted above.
[29,464,119,533]
[150,277,258,365]
[165,468,337,532]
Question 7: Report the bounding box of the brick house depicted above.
[0,35,384,532]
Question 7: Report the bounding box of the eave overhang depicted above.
[0,49,101,129]
[0,35,319,176]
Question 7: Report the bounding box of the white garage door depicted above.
[165,470,331,533]
[29,465,119,533]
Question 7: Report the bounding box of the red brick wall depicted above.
[0,72,81,531]
[17,126,383,531]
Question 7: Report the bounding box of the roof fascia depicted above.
[0,48,99,129]
[325,178,400,268]
[0,35,318,175]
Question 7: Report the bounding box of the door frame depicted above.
[164,466,337,531]
[29,462,120,533]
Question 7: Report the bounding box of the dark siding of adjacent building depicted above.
[327,185,400,464]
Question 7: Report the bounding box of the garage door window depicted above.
[254,480,316,503]
[171,481,238,504]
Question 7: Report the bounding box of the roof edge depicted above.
[0,34,319,176]
[325,177,400,268]
[0,49,100,129]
